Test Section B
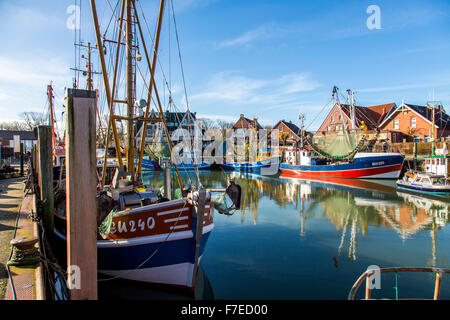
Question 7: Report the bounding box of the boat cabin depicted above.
[403,173,449,186]
[54,146,65,167]
[285,148,326,166]
[425,148,450,178]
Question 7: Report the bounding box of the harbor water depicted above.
[103,169,450,300]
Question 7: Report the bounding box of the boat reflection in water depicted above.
[278,174,449,265]
[134,171,450,299]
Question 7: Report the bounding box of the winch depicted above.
[119,189,159,210]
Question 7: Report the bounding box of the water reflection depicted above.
[140,170,450,299]
[280,175,449,263]
[222,171,449,263]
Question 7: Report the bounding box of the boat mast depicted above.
[86,43,93,91]
[90,0,125,188]
[126,0,135,180]
[47,82,56,157]
[299,113,305,149]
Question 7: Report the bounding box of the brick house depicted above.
[271,120,302,146]
[232,114,263,132]
[378,103,450,142]
[316,102,396,136]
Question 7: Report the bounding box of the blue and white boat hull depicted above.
[222,157,279,172]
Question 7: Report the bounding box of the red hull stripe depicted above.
[279,164,402,178]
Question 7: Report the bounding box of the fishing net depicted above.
[307,131,367,160]
[98,208,116,239]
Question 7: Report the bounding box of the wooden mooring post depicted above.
[65,88,98,300]
[163,163,172,200]
[37,126,54,233]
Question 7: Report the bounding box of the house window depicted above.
[327,126,331,131]
[336,125,340,131]
[411,118,416,128]
[413,135,420,143]
[393,119,399,130]
[331,116,334,123]
[424,135,431,142]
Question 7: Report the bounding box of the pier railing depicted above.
[348,267,450,300]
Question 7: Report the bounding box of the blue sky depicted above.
[0,0,449,131]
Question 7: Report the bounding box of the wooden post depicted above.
[20,143,24,177]
[65,88,98,300]
[434,271,442,300]
[191,188,206,289]
[413,142,417,170]
[163,164,172,200]
[37,126,54,233]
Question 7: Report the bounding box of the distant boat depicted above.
[163,153,212,171]
[222,148,279,172]
[396,171,450,194]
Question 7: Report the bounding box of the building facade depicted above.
[378,103,450,142]
[0,130,37,160]
[271,120,302,146]
[316,103,396,136]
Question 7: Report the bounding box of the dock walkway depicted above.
[0,177,44,300]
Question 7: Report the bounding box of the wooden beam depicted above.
[65,88,98,300]
[37,126,54,233]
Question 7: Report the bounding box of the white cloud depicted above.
[218,26,271,48]
[0,56,70,87]
[190,71,320,106]
[196,114,237,122]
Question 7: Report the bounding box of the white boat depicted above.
[396,171,450,194]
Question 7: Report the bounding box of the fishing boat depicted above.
[53,0,240,290]
[222,148,279,172]
[396,171,450,194]
[279,87,404,179]
[170,152,212,171]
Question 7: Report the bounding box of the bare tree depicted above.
[19,112,47,130]
[198,118,216,130]
[216,120,234,131]
[0,121,29,131]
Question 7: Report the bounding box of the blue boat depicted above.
[141,158,161,171]
[222,148,279,172]
[172,162,212,171]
